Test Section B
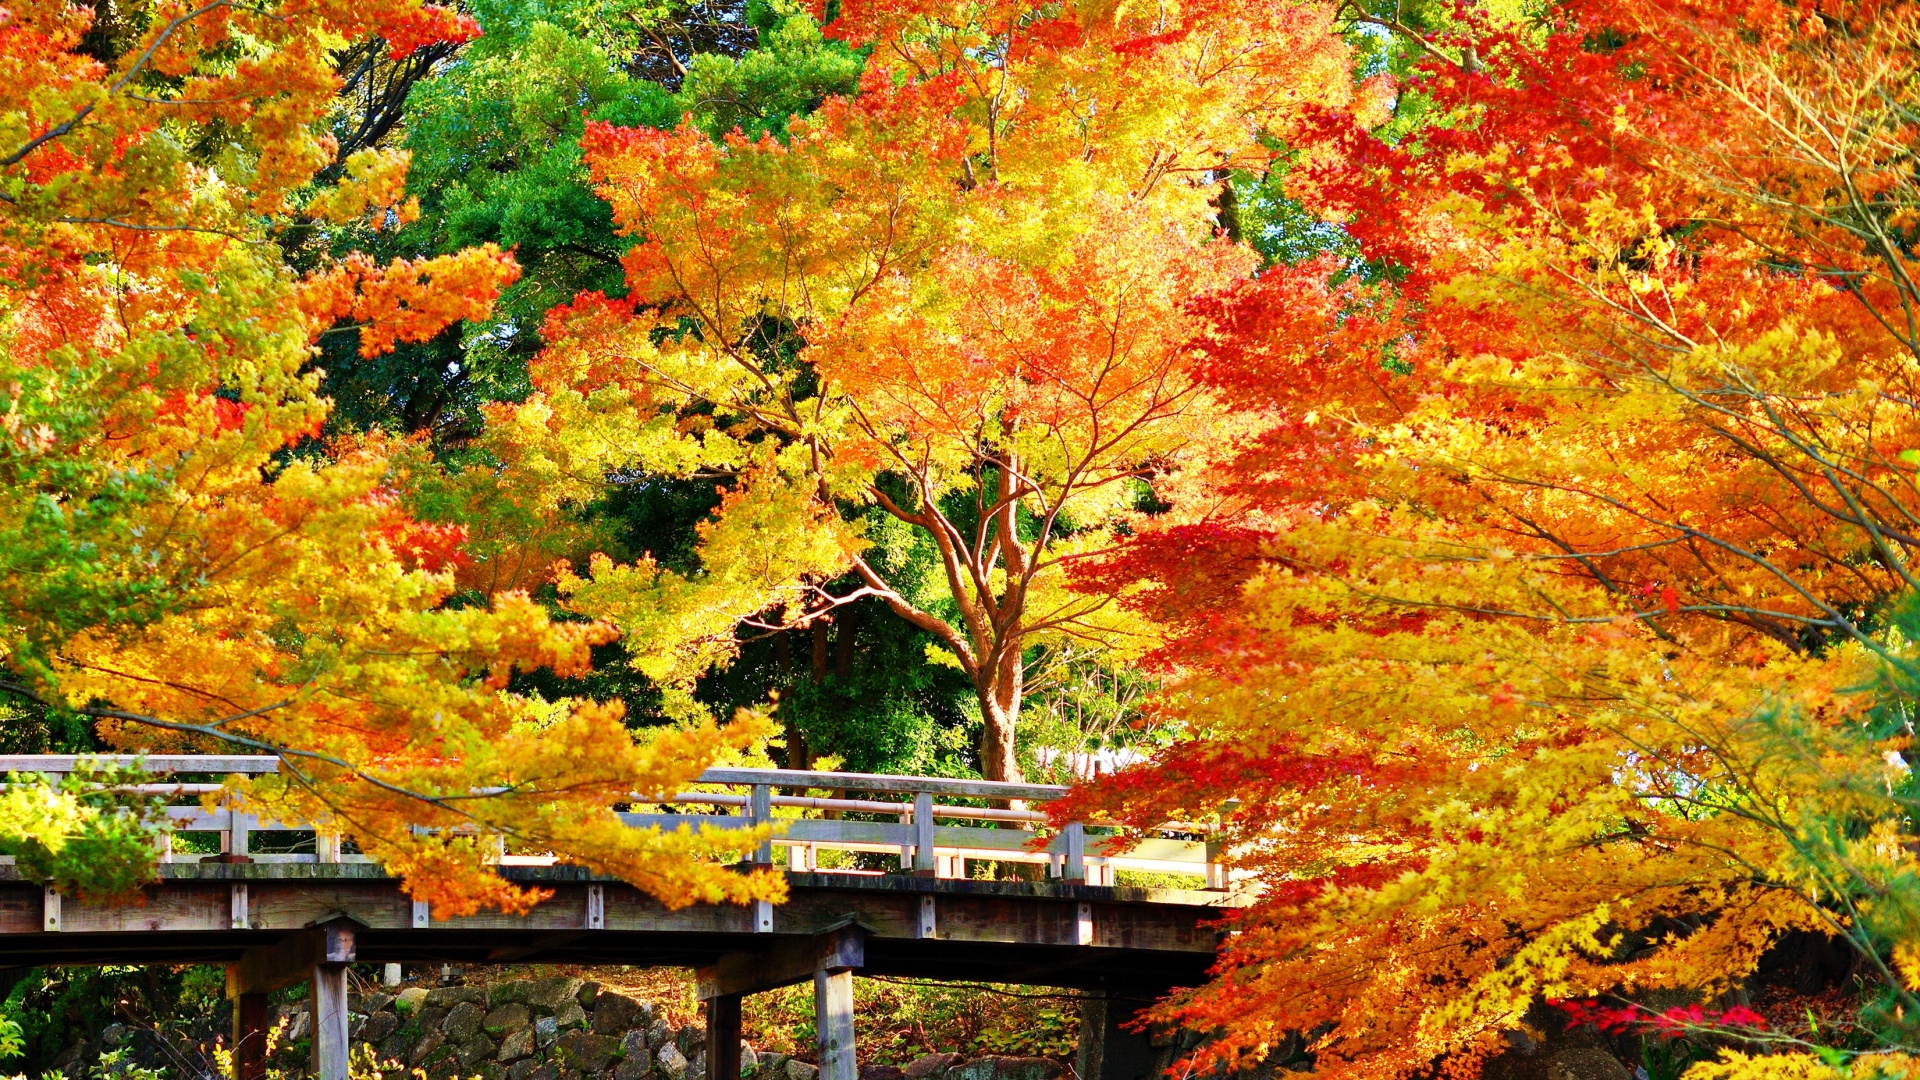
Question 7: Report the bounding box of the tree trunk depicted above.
[977,640,1025,783]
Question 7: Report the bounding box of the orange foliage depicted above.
[0,0,780,914]
[1060,0,1920,1074]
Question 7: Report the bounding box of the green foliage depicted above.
[315,0,862,441]
[740,978,1081,1066]
[0,966,226,1076]
[0,765,169,901]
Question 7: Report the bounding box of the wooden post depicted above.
[231,990,269,1080]
[814,969,856,1080]
[1063,822,1087,883]
[705,994,743,1080]
[750,784,773,866]
[311,962,350,1080]
[912,792,935,875]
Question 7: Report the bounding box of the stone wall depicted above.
[268,976,1063,1080]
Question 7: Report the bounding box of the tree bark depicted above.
[977,638,1025,783]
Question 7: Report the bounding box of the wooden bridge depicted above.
[0,757,1241,1080]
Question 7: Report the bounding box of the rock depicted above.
[557,1031,625,1074]
[396,988,431,1016]
[509,1061,561,1080]
[757,1053,790,1079]
[415,1007,451,1040]
[498,1027,537,1064]
[361,1012,400,1047]
[593,991,647,1035]
[476,1064,509,1080]
[862,1067,905,1080]
[620,1031,651,1058]
[657,1042,691,1080]
[904,1055,962,1080]
[378,1031,414,1064]
[614,1049,654,1080]
[444,1001,488,1040]
[948,1058,1060,1080]
[786,1060,819,1080]
[1539,1050,1631,1080]
[428,986,488,1009]
[555,1001,590,1031]
[742,1049,760,1075]
[646,1018,673,1051]
[676,1026,706,1056]
[487,1004,534,1038]
[689,1051,708,1080]
[100,1025,132,1050]
[364,992,395,1016]
[457,1035,500,1069]
[522,977,588,1015]
[536,1015,561,1049]
[578,982,602,1010]
[409,1032,448,1068]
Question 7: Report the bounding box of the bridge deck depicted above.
[0,863,1233,987]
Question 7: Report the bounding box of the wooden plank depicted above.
[781,819,912,847]
[935,895,1081,947]
[247,882,412,932]
[0,887,38,933]
[602,884,758,935]
[60,886,226,932]
[1092,836,1206,864]
[761,890,918,940]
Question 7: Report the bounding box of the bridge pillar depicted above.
[230,990,269,1080]
[311,961,350,1080]
[705,994,743,1080]
[1076,988,1166,1080]
[815,968,856,1080]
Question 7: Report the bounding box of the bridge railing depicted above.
[0,756,1225,888]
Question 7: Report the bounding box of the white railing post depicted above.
[1062,822,1086,883]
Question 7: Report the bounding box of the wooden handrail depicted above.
[0,755,1231,888]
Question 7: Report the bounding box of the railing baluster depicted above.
[1062,822,1086,883]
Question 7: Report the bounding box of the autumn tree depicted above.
[0,0,782,914]
[503,0,1357,780]
[1058,0,1920,1074]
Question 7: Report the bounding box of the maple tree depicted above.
[1055,0,1920,1074]
[0,0,784,914]
[502,0,1357,780]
